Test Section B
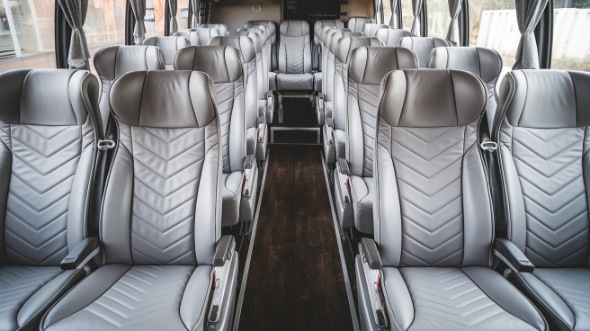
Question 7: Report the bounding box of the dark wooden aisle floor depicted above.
[238,145,354,331]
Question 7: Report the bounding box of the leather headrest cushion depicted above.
[210,36,256,63]
[94,46,163,81]
[429,47,502,84]
[280,20,310,36]
[174,46,243,83]
[349,47,418,84]
[335,37,382,64]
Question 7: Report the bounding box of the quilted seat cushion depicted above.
[383,267,547,331]
[41,265,212,331]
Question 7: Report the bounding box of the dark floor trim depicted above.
[232,153,270,331]
[321,154,361,331]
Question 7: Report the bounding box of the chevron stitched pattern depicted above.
[510,127,589,267]
[121,125,206,265]
[534,268,590,323]
[391,125,476,267]
[400,268,539,330]
[283,36,306,74]
[354,82,380,177]
[214,81,242,173]
[82,266,194,328]
[3,124,92,265]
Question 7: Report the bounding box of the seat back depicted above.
[398,36,452,67]
[278,20,312,74]
[430,47,502,131]
[101,70,220,265]
[375,69,490,267]
[375,28,412,46]
[94,46,163,133]
[494,70,590,268]
[362,23,389,37]
[0,69,100,266]
[175,46,246,175]
[175,28,220,45]
[333,36,382,131]
[241,27,270,94]
[209,36,258,132]
[323,28,344,100]
[142,36,189,69]
[346,47,417,178]
[198,23,228,36]
[346,17,375,33]
[314,19,344,44]
[247,20,277,44]
[231,30,266,101]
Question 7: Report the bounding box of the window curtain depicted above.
[190,0,199,27]
[411,0,423,36]
[390,0,400,28]
[129,0,146,44]
[169,0,178,34]
[57,0,89,69]
[446,0,461,45]
[513,0,549,69]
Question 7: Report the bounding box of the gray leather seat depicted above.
[0,69,101,330]
[274,20,315,91]
[94,45,163,134]
[398,36,452,67]
[430,47,502,131]
[313,20,344,70]
[210,36,268,161]
[346,17,375,33]
[247,20,277,70]
[175,46,258,225]
[175,28,220,45]
[375,28,412,46]
[362,23,389,37]
[355,69,547,331]
[323,36,381,164]
[40,70,238,331]
[198,23,228,36]
[142,36,189,69]
[333,47,417,233]
[493,70,590,331]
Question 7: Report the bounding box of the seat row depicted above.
[0,68,238,330]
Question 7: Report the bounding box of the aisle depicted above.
[238,145,354,331]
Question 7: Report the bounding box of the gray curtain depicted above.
[190,0,199,27]
[446,0,462,45]
[169,0,178,34]
[129,0,146,44]
[411,0,423,36]
[57,0,89,69]
[390,0,399,28]
[513,0,549,69]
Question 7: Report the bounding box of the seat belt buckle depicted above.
[480,141,497,151]
[97,139,115,151]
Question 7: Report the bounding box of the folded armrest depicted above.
[493,238,535,273]
[243,155,255,170]
[242,155,257,197]
[61,237,101,270]
[358,239,388,328]
[336,158,352,205]
[316,93,325,126]
[360,238,382,270]
[214,235,236,267]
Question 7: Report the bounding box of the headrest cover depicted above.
[349,47,418,84]
[375,28,412,46]
[429,47,502,84]
[94,46,163,81]
[174,46,243,83]
[110,71,216,128]
[497,70,590,129]
[210,36,256,63]
[280,20,310,36]
[335,37,382,63]
[0,69,98,126]
[379,69,486,127]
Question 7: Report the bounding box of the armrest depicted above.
[214,235,236,267]
[337,158,350,176]
[335,158,351,205]
[360,238,382,270]
[243,155,255,170]
[325,117,334,128]
[493,238,534,273]
[61,237,101,270]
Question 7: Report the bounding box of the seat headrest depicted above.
[174,46,243,84]
[398,37,452,67]
[241,27,267,42]
[429,47,502,84]
[335,36,382,64]
[375,28,412,46]
[94,46,163,81]
[229,31,262,52]
[248,20,277,35]
[349,47,418,84]
[173,30,199,45]
[110,70,216,128]
[197,23,228,35]
[497,70,590,129]
[314,20,344,36]
[379,69,486,127]
[209,36,256,63]
[0,69,99,126]
[142,36,190,66]
[280,20,310,36]
[362,23,389,37]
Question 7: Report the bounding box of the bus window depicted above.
[0,1,55,72]
[469,0,518,78]
[85,0,126,73]
[401,0,415,30]
[426,0,451,38]
[145,0,166,37]
[552,0,590,71]
[177,0,190,31]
